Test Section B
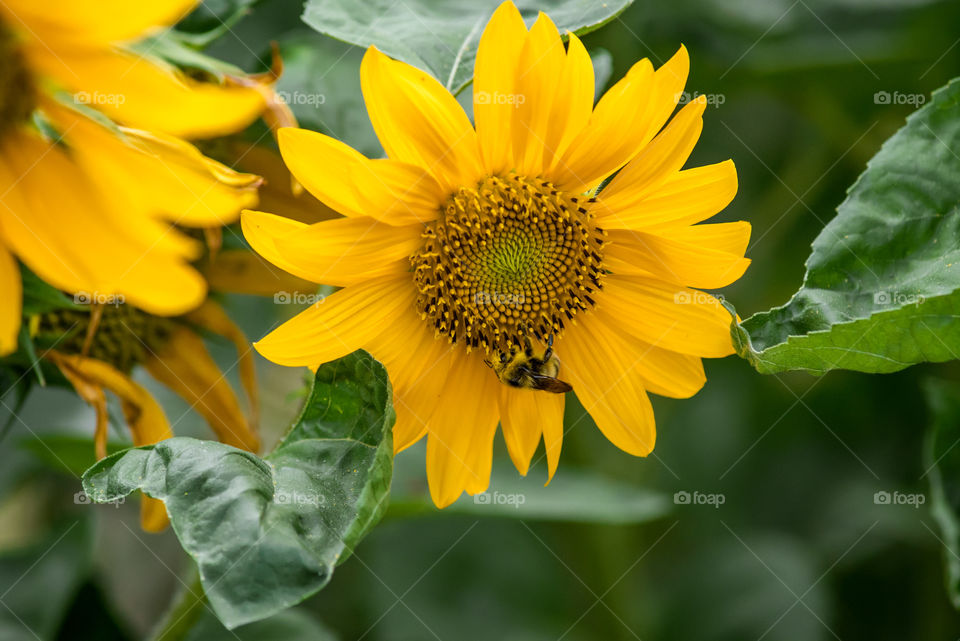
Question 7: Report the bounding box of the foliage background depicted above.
[3,0,960,639]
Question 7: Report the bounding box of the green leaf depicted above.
[390,463,672,524]
[924,378,960,610]
[20,265,81,316]
[131,32,246,79]
[301,0,634,93]
[736,76,960,374]
[81,350,394,629]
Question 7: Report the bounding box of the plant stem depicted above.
[147,570,206,641]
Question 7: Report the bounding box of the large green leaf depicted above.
[81,351,394,629]
[301,0,634,93]
[924,378,960,610]
[735,76,960,374]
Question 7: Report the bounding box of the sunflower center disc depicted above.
[0,22,35,139]
[411,174,605,355]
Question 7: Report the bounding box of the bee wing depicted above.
[528,372,573,394]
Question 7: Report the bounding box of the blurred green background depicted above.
[3,0,960,639]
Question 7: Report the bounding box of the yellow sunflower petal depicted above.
[242,211,416,286]
[543,32,595,169]
[497,386,565,479]
[144,326,260,452]
[425,352,500,507]
[277,128,443,224]
[240,211,315,282]
[598,275,735,358]
[3,0,198,45]
[0,130,207,315]
[605,226,751,289]
[594,96,706,214]
[27,46,263,138]
[0,243,21,355]
[254,273,411,368]
[560,317,656,456]
[140,498,170,533]
[366,304,456,453]
[599,160,738,230]
[186,300,259,430]
[550,45,690,192]
[474,0,527,173]
[511,12,566,176]
[360,47,483,192]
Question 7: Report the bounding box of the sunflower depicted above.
[242,1,750,507]
[0,0,270,356]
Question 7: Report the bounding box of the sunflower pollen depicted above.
[411,174,605,355]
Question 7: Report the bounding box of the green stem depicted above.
[147,570,206,641]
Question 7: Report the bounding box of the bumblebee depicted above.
[486,335,573,394]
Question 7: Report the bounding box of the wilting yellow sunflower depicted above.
[243,1,750,507]
[0,0,269,356]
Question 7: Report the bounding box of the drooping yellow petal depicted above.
[27,45,264,138]
[242,211,417,287]
[144,327,260,453]
[185,300,259,432]
[0,130,207,315]
[2,0,198,46]
[254,273,411,368]
[497,385,565,480]
[425,352,500,507]
[604,224,751,289]
[0,243,21,355]
[47,101,261,228]
[203,249,318,297]
[597,275,735,358]
[360,47,483,192]
[597,160,738,230]
[366,303,456,453]
[473,0,527,173]
[277,128,444,224]
[550,45,690,192]
[559,318,656,456]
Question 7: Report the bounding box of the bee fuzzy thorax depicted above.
[487,337,573,394]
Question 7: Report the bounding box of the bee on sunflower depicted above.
[243,0,750,507]
[0,0,277,356]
